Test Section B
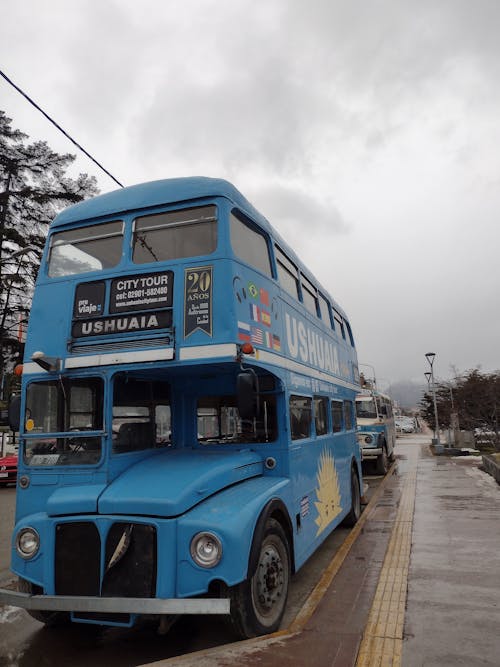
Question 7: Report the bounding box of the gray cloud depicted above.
[2,0,500,382]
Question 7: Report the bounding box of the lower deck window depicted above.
[24,377,103,466]
[197,395,277,444]
[290,395,312,440]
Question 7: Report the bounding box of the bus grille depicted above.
[69,336,171,354]
[55,522,157,599]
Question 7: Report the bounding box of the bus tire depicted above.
[376,445,389,475]
[18,578,71,627]
[229,518,290,639]
[343,468,361,527]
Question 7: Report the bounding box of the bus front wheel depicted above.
[229,518,290,639]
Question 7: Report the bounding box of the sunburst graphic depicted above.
[314,449,343,536]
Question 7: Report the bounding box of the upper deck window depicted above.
[345,320,355,346]
[275,246,300,299]
[333,310,346,340]
[48,221,123,277]
[230,212,272,277]
[318,293,332,327]
[301,274,318,316]
[133,205,217,264]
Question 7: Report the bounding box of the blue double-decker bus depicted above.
[1,177,361,638]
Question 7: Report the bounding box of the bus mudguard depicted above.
[175,476,291,598]
[247,497,294,579]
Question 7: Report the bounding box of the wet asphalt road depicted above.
[0,460,387,667]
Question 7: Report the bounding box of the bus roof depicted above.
[51,177,263,229]
[49,176,350,320]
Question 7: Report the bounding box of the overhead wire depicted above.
[0,68,124,188]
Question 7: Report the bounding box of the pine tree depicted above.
[0,110,99,400]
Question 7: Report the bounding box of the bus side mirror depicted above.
[379,405,387,416]
[237,372,260,420]
[8,395,21,432]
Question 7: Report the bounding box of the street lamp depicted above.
[425,352,442,452]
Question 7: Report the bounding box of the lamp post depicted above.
[424,371,431,390]
[425,352,442,452]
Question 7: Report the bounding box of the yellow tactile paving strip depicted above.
[356,453,418,667]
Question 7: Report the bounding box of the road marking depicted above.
[356,450,418,667]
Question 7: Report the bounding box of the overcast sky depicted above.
[1,0,499,387]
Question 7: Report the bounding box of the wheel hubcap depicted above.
[254,545,285,614]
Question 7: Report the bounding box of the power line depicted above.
[0,68,124,188]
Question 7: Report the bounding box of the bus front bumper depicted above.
[361,447,383,460]
[0,587,230,615]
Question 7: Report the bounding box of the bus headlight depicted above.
[364,435,374,444]
[190,532,222,568]
[16,527,40,559]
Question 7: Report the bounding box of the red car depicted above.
[0,454,17,487]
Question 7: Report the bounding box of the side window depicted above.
[301,274,318,316]
[331,400,343,433]
[318,293,332,328]
[344,320,355,347]
[344,401,354,430]
[275,246,300,300]
[197,395,277,444]
[290,395,312,440]
[230,212,273,277]
[333,311,346,339]
[314,396,328,436]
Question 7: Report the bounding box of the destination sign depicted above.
[72,311,172,338]
[110,271,173,313]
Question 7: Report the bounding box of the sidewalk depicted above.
[403,446,500,666]
[142,436,500,667]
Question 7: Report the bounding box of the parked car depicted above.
[0,454,17,487]
[395,417,415,434]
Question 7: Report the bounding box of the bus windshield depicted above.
[355,397,378,419]
[24,378,103,466]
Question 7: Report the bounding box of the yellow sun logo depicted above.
[314,449,343,536]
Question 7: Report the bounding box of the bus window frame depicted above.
[300,273,319,317]
[289,394,312,441]
[331,399,344,433]
[275,245,300,300]
[229,210,274,278]
[47,220,125,278]
[131,204,218,265]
